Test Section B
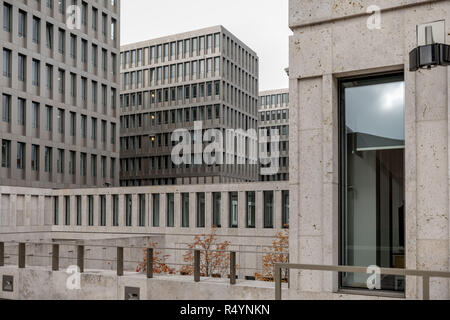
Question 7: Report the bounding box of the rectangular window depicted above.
[282,191,289,228]
[18,10,27,37]
[167,193,174,227]
[229,192,238,228]
[152,194,160,227]
[1,140,11,168]
[100,195,106,226]
[263,191,274,228]
[212,192,221,228]
[32,59,40,86]
[76,195,82,226]
[16,142,25,169]
[125,194,132,227]
[88,195,94,226]
[138,194,146,227]
[46,64,53,90]
[31,144,39,171]
[57,149,64,173]
[46,23,53,49]
[32,16,40,43]
[196,193,205,228]
[58,108,64,134]
[54,197,59,225]
[2,49,11,78]
[44,147,52,173]
[181,193,189,228]
[112,195,119,226]
[2,94,11,123]
[340,73,405,292]
[65,196,70,226]
[18,54,26,82]
[32,102,40,128]
[69,151,75,175]
[3,2,12,32]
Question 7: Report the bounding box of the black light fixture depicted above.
[410,25,450,71]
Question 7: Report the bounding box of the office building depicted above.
[0,0,120,188]
[119,26,259,186]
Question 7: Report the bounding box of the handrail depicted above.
[274,263,450,300]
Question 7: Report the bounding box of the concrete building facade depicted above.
[0,0,121,188]
[289,0,450,299]
[119,26,259,186]
[258,89,289,182]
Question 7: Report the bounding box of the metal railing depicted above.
[0,241,287,285]
[274,263,450,300]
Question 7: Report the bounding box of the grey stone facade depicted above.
[119,26,259,186]
[0,0,120,188]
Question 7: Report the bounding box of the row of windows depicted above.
[1,139,116,178]
[123,57,220,86]
[259,93,289,107]
[54,189,287,229]
[259,109,289,122]
[1,94,116,144]
[261,173,289,182]
[3,1,117,42]
[2,49,118,114]
[121,33,220,68]
[120,106,257,132]
[120,81,257,117]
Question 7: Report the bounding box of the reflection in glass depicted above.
[229,192,238,228]
[340,74,405,292]
[167,193,174,227]
[246,192,255,228]
[197,193,205,228]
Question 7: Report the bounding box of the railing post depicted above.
[77,245,84,273]
[423,275,430,300]
[117,247,124,276]
[0,242,4,267]
[275,264,282,300]
[147,248,153,279]
[230,251,236,285]
[52,244,59,271]
[18,243,25,269]
[194,250,200,282]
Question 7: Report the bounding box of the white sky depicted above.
[120,0,291,91]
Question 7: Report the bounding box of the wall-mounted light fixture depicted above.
[410,21,450,71]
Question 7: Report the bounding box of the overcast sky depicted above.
[120,0,291,91]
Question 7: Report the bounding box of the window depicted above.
[138,194,146,227]
[54,197,59,225]
[32,59,40,86]
[282,191,289,228]
[110,18,116,41]
[3,3,11,32]
[18,54,26,82]
[18,10,27,37]
[46,64,53,90]
[45,147,52,173]
[45,105,53,131]
[88,195,93,226]
[196,193,205,228]
[76,195,82,226]
[81,2,87,25]
[112,195,119,226]
[2,94,11,123]
[81,115,87,138]
[46,23,53,49]
[229,192,238,228]
[70,73,76,97]
[32,102,40,128]
[58,69,65,93]
[70,112,76,136]
[92,7,98,30]
[263,191,274,228]
[152,194,160,227]
[91,118,97,140]
[31,145,39,171]
[69,151,75,175]
[57,109,64,134]
[81,39,87,62]
[58,0,66,14]
[91,154,97,177]
[16,142,25,169]
[1,140,11,168]
[167,193,174,227]
[32,17,40,44]
[125,194,132,226]
[340,73,405,292]
[57,149,64,173]
[2,49,11,78]
[181,193,189,228]
[70,34,77,58]
[212,192,221,228]
[80,152,86,176]
[100,195,106,226]
[246,192,256,228]
[17,98,25,125]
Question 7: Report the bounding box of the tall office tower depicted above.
[0,0,120,188]
[120,26,259,186]
[258,89,289,182]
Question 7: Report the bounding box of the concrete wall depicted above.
[289,0,450,299]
